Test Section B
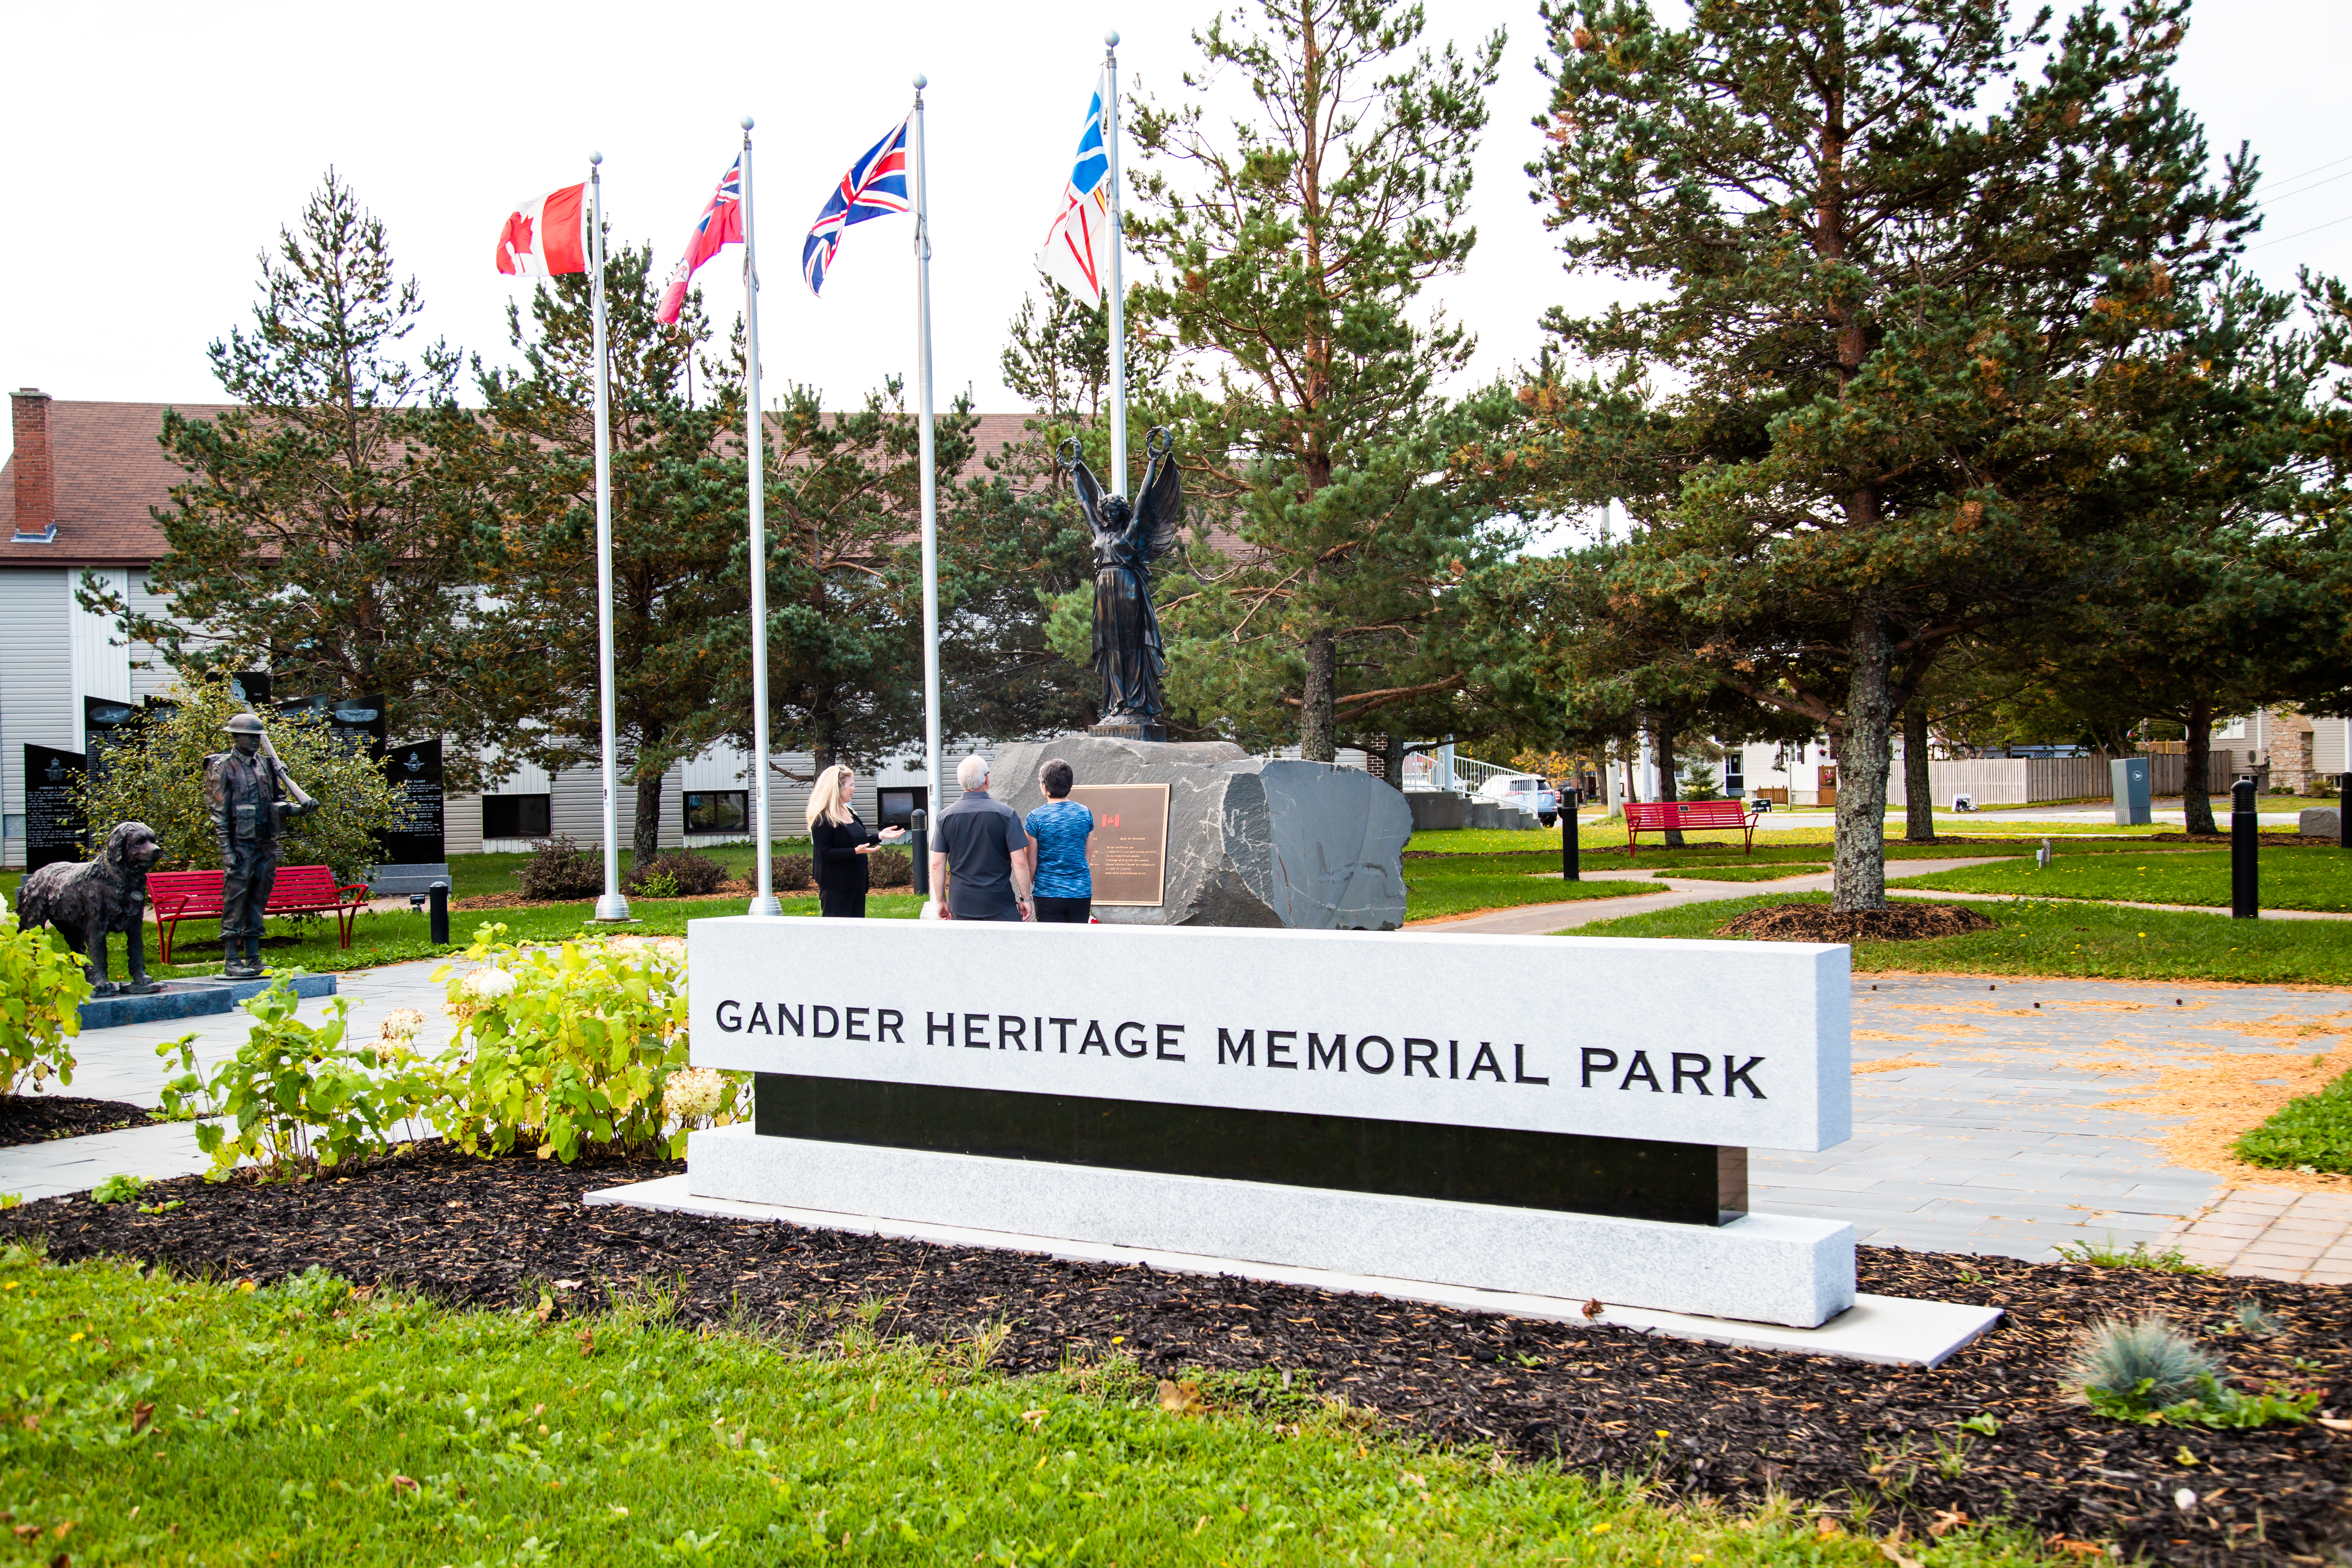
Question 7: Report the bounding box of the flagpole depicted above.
[1103,31,1129,499]
[742,116,781,917]
[912,76,944,913]
[589,153,630,923]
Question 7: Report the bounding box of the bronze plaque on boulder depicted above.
[1070,783,1169,907]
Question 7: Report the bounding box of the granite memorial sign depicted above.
[1069,782,1168,907]
[279,692,388,760]
[82,697,143,782]
[375,738,447,890]
[684,918,1855,1327]
[22,744,86,870]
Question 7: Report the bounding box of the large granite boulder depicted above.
[989,735,1412,929]
[2301,806,2341,839]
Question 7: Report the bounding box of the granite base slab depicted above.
[77,972,337,1031]
[368,863,451,898]
[592,1171,1991,1365]
[680,1124,1857,1327]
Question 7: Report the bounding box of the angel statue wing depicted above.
[1134,426,1185,564]
[1058,436,1107,529]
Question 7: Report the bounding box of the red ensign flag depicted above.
[495,184,588,275]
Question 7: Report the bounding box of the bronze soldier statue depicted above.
[205,713,316,979]
[1061,427,1184,738]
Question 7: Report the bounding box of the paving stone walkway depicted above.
[1748,974,2351,1272]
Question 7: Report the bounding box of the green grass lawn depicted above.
[1892,847,2352,913]
[1402,855,1670,922]
[1654,863,1830,882]
[1570,890,2352,987]
[0,1250,2056,1568]
[2233,1067,2352,1175]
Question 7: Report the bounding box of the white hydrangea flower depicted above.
[661,1067,728,1124]
[653,937,687,963]
[604,934,647,956]
[379,1007,427,1042]
[461,967,518,1002]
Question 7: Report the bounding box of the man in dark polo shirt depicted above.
[930,755,1033,920]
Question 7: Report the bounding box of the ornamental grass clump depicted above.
[2065,1312,2318,1429]
[432,924,732,1162]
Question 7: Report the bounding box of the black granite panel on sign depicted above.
[752,1073,1745,1227]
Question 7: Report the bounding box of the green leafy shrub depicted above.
[868,846,913,888]
[514,836,605,901]
[625,850,731,899]
[69,673,401,884]
[2232,1067,2352,1175]
[0,915,90,1094]
[431,925,731,1162]
[2066,1312,2318,1428]
[157,980,434,1181]
[90,1173,150,1205]
[774,853,814,892]
[2053,1235,2210,1272]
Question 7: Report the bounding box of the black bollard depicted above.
[1561,787,1581,882]
[909,809,929,897]
[2230,777,2258,919]
[428,880,451,945]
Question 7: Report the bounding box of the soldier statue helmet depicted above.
[204,710,316,979]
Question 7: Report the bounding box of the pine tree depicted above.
[464,247,746,864]
[1512,0,2259,907]
[1127,0,1508,759]
[119,172,495,784]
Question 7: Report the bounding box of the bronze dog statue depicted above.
[18,820,167,996]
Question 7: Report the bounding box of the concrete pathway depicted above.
[0,957,462,1203]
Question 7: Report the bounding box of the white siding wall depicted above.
[127,571,185,702]
[0,568,72,866]
[66,568,132,748]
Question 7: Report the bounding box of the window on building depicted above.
[684,791,749,835]
[482,794,551,840]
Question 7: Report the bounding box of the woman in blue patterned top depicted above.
[1023,759,1096,923]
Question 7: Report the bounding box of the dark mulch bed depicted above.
[2,1147,2345,1566]
[0,1095,159,1148]
[1719,901,1999,942]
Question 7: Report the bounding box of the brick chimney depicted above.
[11,388,56,543]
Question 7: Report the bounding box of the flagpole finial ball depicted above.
[741,115,754,131]
[1105,29,1120,46]
[912,73,927,90]
[590,151,603,166]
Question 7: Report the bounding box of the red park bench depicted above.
[1622,799,1765,859]
[148,865,373,962]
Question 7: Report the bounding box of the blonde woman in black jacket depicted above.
[806,764,904,918]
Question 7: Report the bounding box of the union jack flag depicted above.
[655,156,744,325]
[804,118,911,295]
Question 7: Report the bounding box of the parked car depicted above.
[1476,773,1559,826]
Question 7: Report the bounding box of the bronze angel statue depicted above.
[1060,428,1184,734]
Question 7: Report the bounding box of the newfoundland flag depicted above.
[802,119,911,294]
[494,184,588,275]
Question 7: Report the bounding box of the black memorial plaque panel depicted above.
[379,738,445,865]
[753,1073,1746,1226]
[23,744,87,870]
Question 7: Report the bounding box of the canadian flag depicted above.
[495,184,588,275]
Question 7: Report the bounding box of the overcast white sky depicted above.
[5,0,2349,461]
